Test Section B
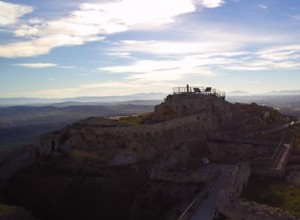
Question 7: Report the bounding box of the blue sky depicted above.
[0,0,300,98]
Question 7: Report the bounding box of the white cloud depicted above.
[13,63,57,68]
[102,39,300,75]
[222,44,300,71]
[105,52,132,59]
[256,44,300,61]
[0,1,33,26]
[59,66,76,69]
[258,4,268,9]
[116,40,239,55]
[127,67,214,82]
[0,35,105,58]
[80,81,144,89]
[0,0,225,58]
[194,0,225,8]
[98,57,216,83]
[28,18,44,25]
[76,73,90,76]
[78,0,195,27]
[224,65,269,71]
[104,29,300,73]
[107,26,286,58]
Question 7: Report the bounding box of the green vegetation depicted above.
[118,114,148,125]
[0,204,16,215]
[242,175,300,218]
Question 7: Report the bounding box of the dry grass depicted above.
[242,176,300,218]
[118,114,148,125]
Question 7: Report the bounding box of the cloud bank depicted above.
[0,1,33,26]
[13,63,57,68]
[0,0,224,58]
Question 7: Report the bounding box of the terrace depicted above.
[173,84,226,100]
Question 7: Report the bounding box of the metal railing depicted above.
[173,86,226,100]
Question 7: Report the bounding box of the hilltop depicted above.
[0,89,298,220]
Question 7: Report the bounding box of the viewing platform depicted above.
[173,84,226,100]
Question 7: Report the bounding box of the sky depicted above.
[0,0,300,98]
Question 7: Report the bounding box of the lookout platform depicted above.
[173,84,226,100]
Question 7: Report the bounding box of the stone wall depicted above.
[38,131,61,157]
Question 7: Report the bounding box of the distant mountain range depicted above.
[228,90,300,96]
[2,90,300,107]
[0,93,167,107]
[265,90,300,95]
[227,91,251,96]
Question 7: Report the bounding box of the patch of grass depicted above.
[0,204,16,215]
[242,175,300,218]
[118,114,148,125]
